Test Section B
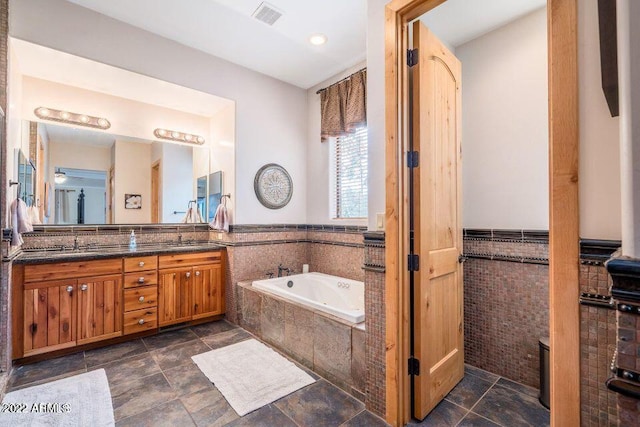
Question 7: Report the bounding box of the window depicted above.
[331,127,368,218]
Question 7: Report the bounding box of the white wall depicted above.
[579,0,621,240]
[307,62,367,226]
[209,105,235,222]
[10,0,308,225]
[457,8,548,230]
[114,139,151,223]
[367,0,388,231]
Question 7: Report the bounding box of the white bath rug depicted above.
[0,369,114,427]
[192,338,315,416]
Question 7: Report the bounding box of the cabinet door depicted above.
[159,267,192,327]
[192,264,223,320]
[77,274,123,345]
[23,279,77,356]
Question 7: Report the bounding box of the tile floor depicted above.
[5,320,389,427]
[410,365,550,427]
[5,320,548,427]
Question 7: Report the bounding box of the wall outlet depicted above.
[376,213,385,230]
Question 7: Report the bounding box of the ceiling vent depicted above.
[252,2,283,26]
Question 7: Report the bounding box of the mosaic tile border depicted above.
[229,224,367,234]
[464,228,549,242]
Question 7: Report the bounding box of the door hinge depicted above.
[408,254,420,272]
[407,49,419,67]
[407,151,419,168]
[458,254,468,263]
[408,357,420,376]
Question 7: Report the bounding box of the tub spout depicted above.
[278,264,291,277]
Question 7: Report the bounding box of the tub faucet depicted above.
[278,264,290,277]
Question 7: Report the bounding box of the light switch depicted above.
[376,213,385,230]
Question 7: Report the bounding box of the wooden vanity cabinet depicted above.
[16,258,123,358]
[22,279,77,356]
[123,255,158,335]
[14,250,224,361]
[76,274,123,345]
[158,251,224,327]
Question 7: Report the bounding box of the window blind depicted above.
[335,127,368,218]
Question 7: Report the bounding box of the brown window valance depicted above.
[320,68,367,142]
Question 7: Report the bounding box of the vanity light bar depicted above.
[34,107,111,130]
[154,128,205,145]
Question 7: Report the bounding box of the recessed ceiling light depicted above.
[309,34,328,46]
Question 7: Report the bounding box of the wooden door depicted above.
[107,166,115,224]
[158,267,192,326]
[77,274,123,345]
[192,264,223,320]
[412,21,464,419]
[23,279,77,356]
[151,161,160,223]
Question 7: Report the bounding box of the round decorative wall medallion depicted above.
[254,163,293,209]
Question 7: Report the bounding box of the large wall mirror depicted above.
[27,121,227,225]
[12,40,236,227]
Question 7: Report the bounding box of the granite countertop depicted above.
[14,242,226,265]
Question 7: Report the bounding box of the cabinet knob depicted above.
[138,296,145,303]
[80,284,88,291]
[66,286,74,293]
[138,277,145,284]
[195,271,201,276]
[186,272,191,278]
[138,319,145,325]
[138,261,145,267]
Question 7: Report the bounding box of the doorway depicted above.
[151,160,160,223]
[384,0,579,426]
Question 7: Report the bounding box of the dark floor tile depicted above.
[465,364,500,384]
[163,362,214,396]
[275,379,364,426]
[116,399,195,427]
[224,404,297,427]
[445,373,493,409]
[151,339,210,370]
[496,378,539,399]
[473,385,550,427]
[190,320,237,338]
[458,412,501,427]
[85,339,148,368]
[408,399,467,426]
[8,352,86,389]
[200,328,252,350]
[111,372,176,421]
[143,328,199,351]
[93,353,161,386]
[341,410,390,427]
[180,387,239,427]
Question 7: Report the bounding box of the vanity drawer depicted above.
[24,259,123,283]
[124,256,158,273]
[123,307,158,335]
[124,271,158,289]
[124,286,158,312]
[158,251,222,269]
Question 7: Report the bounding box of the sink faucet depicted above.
[278,263,290,277]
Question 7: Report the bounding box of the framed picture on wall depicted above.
[124,194,142,209]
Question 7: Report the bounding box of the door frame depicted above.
[384,1,579,426]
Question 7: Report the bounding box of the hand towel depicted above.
[29,206,42,225]
[209,203,229,232]
[44,182,51,218]
[10,198,33,247]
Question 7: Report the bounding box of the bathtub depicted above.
[252,272,364,323]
